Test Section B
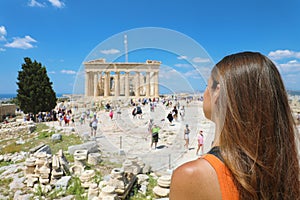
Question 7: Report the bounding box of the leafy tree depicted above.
[17,57,57,121]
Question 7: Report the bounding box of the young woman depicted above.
[183,124,190,150]
[170,52,299,200]
[109,109,114,120]
[196,130,204,156]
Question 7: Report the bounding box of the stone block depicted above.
[87,152,102,165]
[55,176,72,190]
[153,186,170,198]
[51,133,62,142]
[68,141,99,155]
[31,144,51,155]
[69,164,84,176]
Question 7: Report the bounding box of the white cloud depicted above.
[174,64,191,68]
[159,68,179,80]
[61,70,76,75]
[272,57,300,90]
[184,70,202,79]
[193,65,211,80]
[192,57,210,63]
[48,0,65,8]
[5,35,37,49]
[288,60,297,64]
[0,26,7,41]
[177,55,188,60]
[0,26,7,36]
[48,71,56,74]
[268,50,300,60]
[281,73,300,89]
[159,67,198,93]
[28,0,45,7]
[0,48,6,52]
[279,60,300,73]
[100,49,120,55]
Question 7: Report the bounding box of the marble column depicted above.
[94,73,98,97]
[150,72,154,96]
[98,72,103,96]
[115,72,120,97]
[146,71,150,97]
[120,75,125,96]
[104,72,110,97]
[135,72,140,97]
[89,72,94,96]
[125,72,129,97]
[154,71,159,97]
[85,71,89,96]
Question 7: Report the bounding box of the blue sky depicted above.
[0,0,300,94]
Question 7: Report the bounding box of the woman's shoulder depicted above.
[170,158,221,200]
[173,158,204,173]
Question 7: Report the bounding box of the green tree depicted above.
[17,57,57,121]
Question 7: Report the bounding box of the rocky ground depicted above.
[0,99,215,199]
[2,97,298,200]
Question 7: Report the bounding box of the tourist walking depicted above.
[183,124,190,150]
[116,105,121,119]
[150,102,155,112]
[196,130,204,156]
[58,113,63,126]
[151,124,160,149]
[147,119,154,142]
[80,111,86,124]
[167,111,174,125]
[132,106,137,119]
[179,106,185,121]
[172,106,178,121]
[109,109,114,120]
[90,114,98,139]
[136,104,143,119]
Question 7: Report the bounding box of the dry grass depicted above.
[0,123,82,156]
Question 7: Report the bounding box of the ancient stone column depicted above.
[146,71,150,97]
[89,72,94,96]
[125,71,129,97]
[98,72,103,96]
[154,71,159,97]
[135,72,140,97]
[85,71,89,96]
[94,73,98,97]
[150,72,155,96]
[115,72,120,97]
[104,71,110,97]
[120,74,125,96]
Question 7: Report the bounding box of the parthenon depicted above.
[84,59,161,98]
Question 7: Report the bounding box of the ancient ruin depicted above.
[84,59,161,98]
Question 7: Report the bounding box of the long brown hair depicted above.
[211,52,300,199]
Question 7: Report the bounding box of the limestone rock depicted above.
[153,186,170,197]
[69,165,84,176]
[157,175,171,188]
[87,152,102,165]
[137,174,149,184]
[68,141,99,155]
[51,133,62,142]
[55,176,71,190]
[13,190,33,200]
[88,183,99,199]
[9,176,25,190]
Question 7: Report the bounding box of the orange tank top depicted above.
[202,153,239,200]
